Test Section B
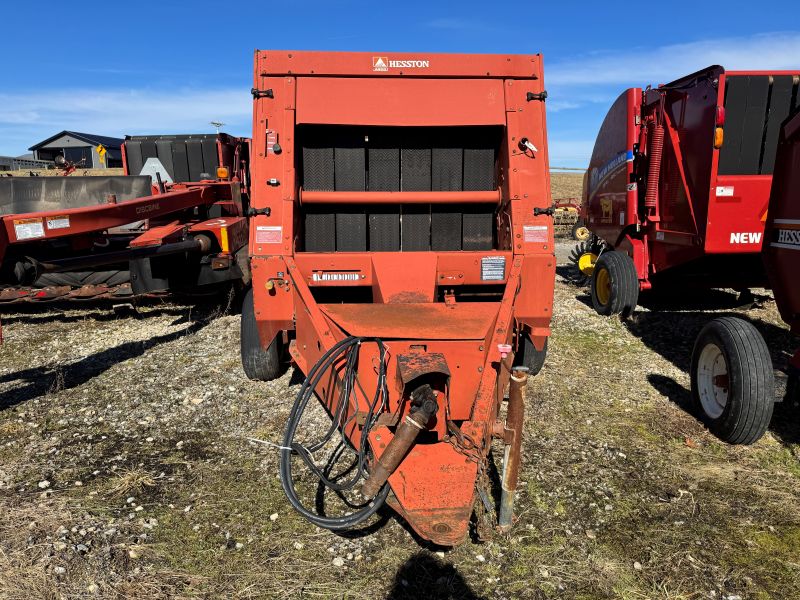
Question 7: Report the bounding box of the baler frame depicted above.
[246,50,555,545]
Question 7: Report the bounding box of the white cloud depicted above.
[547,32,800,88]
[0,88,251,155]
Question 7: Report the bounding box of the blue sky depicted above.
[1,1,798,167]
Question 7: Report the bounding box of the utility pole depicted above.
[210,121,225,134]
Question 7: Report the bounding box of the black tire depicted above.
[240,287,283,381]
[571,219,591,241]
[514,335,548,376]
[690,317,774,445]
[590,251,639,317]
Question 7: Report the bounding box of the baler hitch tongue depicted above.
[361,385,439,499]
[498,367,529,531]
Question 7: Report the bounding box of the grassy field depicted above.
[2,172,800,599]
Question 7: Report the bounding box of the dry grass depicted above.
[550,171,584,200]
[0,185,798,597]
[107,469,157,498]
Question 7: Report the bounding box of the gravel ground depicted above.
[2,174,800,599]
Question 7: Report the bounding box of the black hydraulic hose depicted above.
[279,336,390,530]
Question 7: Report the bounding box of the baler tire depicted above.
[240,287,283,382]
[515,335,548,376]
[590,251,639,318]
[690,317,774,445]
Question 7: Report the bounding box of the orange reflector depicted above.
[714,127,724,149]
[220,226,229,253]
[216,166,229,179]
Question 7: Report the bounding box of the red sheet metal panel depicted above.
[296,78,507,126]
[319,302,499,340]
[257,50,540,79]
[764,112,800,333]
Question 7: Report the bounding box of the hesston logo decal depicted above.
[372,56,430,71]
[773,228,800,250]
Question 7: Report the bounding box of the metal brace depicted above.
[251,88,274,99]
[245,207,271,217]
[526,91,548,102]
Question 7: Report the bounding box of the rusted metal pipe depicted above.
[498,367,528,531]
[361,385,438,499]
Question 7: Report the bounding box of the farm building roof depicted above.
[29,131,124,151]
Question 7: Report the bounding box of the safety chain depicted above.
[445,422,497,540]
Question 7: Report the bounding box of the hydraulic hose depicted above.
[279,336,391,530]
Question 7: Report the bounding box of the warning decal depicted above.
[255,225,282,244]
[716,186,734,197]
[13,218,45,240]
[481,256,506,281]
[523,225,548,243]
[47,216,70,230]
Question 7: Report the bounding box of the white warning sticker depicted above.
[481,256,506,281]
[523,225,548,243]
[46,216,70,230]
[716,186,734,197]
[255,225,282,244]
[13,218,45,240]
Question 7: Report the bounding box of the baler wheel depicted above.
[240,287,284,381]
[514,335,548,376]
[590,251,638,317]
[690,317,774,445]
[571,219,591,241]
[567,236,605,287]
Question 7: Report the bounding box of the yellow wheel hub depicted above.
[595,267,612,306]
[575,226,591,241]
[578,252,598,276]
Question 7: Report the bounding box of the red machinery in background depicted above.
[576,66,799,316]
[689,110,800,445]
[0,134,251,305]
[240,50,555,545]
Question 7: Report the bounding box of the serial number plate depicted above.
[312,272,360,282]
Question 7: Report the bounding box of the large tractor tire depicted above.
[590,251,639,317]
[690,317,774,445]
[240,287,283,381]
[514,335,548,376]
[571,219,591,242]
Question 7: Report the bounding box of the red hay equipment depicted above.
[242,50,555,545]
